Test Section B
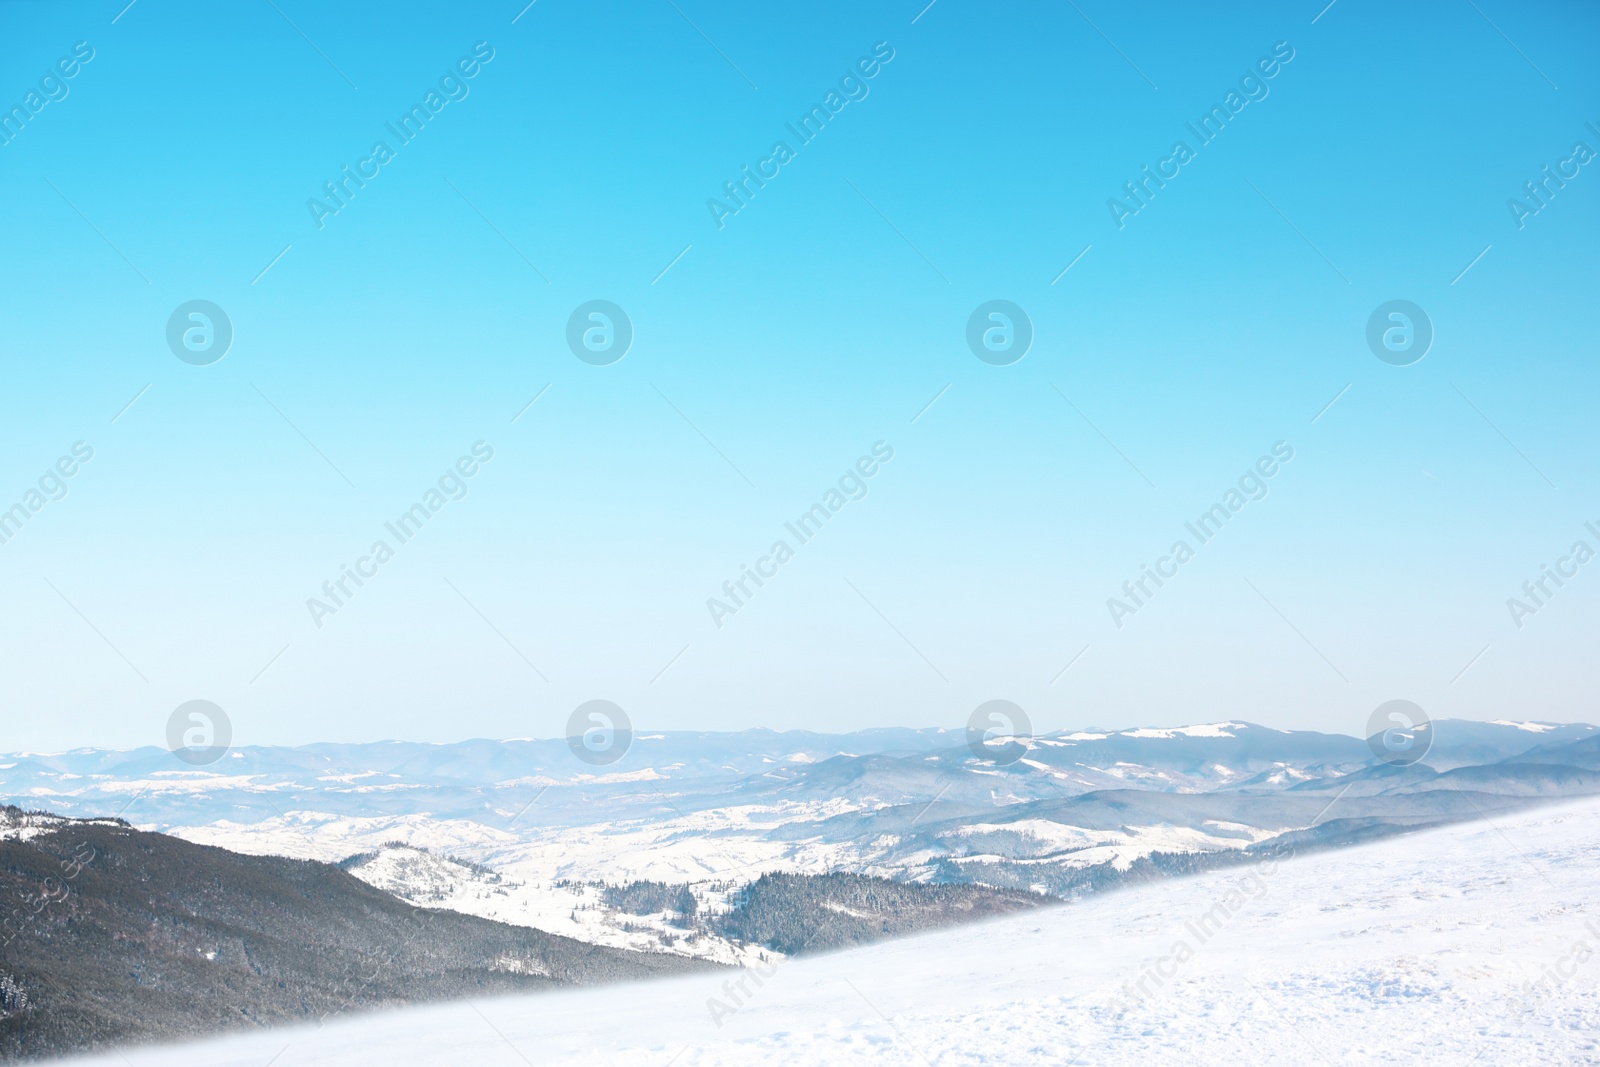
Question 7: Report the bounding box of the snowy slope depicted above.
[167,798,1312,962]
[54,796,1600,1066]
[340,845,761,965]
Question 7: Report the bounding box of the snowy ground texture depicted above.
[55,798,1600,1066]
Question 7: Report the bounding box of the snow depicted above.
[55,797,1600,1065]
[173,812,526,862]
[344,845,762,966]
[90,774,289,795]
[1487,720,1560,733]
[1120,722,1248,739]
[942,818,1274,870]
[171,800,872,963]
[0,810,121,842]
[569,768,670,784]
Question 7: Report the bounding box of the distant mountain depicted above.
[0,807,710,1063]
[1382,719,1598,770]
[0,730,969,830]
[1500,732,1600,771]
[5,718,1598,982]
[7,719,1591,832]
[338,843,761,965]
[850,782,1577,895]
[1421,762,1600,796]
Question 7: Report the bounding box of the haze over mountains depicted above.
[3,718,1599,1059]
[5,718,1597,967]
[12,717,1597,826]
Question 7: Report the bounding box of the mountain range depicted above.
[0,806,712,1062]
[3,716,1598,1043]
[5,719,1596,954]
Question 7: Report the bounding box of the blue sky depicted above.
[1,0,1597,750]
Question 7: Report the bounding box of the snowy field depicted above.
[54,798,1600,1066]
[164,806,1281,966]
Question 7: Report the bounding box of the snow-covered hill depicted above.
[339,844,761,965]
[54,796,1600,1065]
[10,720,1599,970]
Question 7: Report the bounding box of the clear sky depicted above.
[1,0,1597,750]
